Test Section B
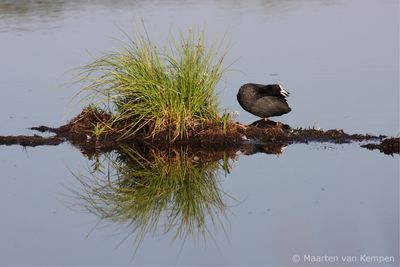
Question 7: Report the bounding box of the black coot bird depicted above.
[237,83,291,120]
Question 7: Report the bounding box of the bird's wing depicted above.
[253,96,291,117]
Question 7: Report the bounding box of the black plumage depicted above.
[237,83,291,119]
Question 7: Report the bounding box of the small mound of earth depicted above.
[31,107,112,139]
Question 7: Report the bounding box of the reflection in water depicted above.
[241,142,288,155]
[0,0,334,32]
[72,141,289,251]
[0,0,68,31]
[74,145,234,249]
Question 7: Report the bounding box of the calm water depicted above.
[0,0,398,266]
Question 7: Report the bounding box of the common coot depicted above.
[237,83,291,120]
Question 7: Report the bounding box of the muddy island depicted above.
[1,30,397,157]
[0,107,397,157]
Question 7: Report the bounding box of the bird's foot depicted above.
[236,123,248,130]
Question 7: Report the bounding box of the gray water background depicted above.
[0,0,398,265]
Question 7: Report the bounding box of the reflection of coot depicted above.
[237,83,291,120]
[241,143,288,155]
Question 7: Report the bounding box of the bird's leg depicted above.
[263,117,269,126]
[237,123,248,130]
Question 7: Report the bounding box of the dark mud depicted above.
[0,135,63,147]
[0,109,397,156]
[361,138,400,155]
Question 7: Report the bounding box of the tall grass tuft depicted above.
[79,29,227,140]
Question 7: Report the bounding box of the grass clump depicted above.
[80,29,227,141]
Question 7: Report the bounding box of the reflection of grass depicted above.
[79,29,227,140]
[75,146,230,248]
